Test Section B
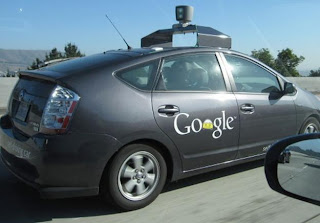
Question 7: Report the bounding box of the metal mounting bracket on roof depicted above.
[141,5,232,49]
[141,25,231,49]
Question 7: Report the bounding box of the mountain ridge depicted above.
[0,49,49,72]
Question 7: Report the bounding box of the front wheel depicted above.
[299,117,320,134]
[103,144,167,211]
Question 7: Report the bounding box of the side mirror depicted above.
[283,82,296,95]
[265,133,320,206]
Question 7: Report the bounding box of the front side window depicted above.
[225,55,281,93]
[116,60,158,90]
[156,54,226,92]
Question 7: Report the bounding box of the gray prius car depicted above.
[1,6,320,210]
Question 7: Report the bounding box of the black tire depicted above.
[278,155,285,164]
[102,144,167,211]
[299,117,320,134]
[286,155,290,163]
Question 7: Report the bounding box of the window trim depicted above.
[220,53,283,94]
[153,52,230,93]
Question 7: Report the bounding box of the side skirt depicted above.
[174,153,266,181]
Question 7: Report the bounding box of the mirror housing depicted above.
[265,133,320,206]
[283,82,296,95]
[269,90,283,100]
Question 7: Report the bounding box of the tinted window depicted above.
[225,55,281,93]
[156,54,226,91]
[116,60,158,90]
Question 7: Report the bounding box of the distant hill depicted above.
[0,49,48,73]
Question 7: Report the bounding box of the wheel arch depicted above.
[99,138,180,193]
[126,139,175,181]
[310,113,320,123]
[298,114,320,134]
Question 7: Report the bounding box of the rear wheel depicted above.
[299,117,320,134]
[102,144,167,211]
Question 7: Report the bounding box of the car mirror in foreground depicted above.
[265,133,320,206]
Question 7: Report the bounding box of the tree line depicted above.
[28,43,84,70]
[251,48,319,77]
[309,68,320,77]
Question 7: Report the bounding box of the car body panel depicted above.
[0,113,121,198]
[293,88,320,133]
[218,51,299,157]
[233,93,297,158]
[152,91,239,171]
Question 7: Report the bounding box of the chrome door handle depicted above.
[158,105,180,117]
[240,104,255,114]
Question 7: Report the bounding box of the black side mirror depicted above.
[283,82,296,95]
[265,133,320,206]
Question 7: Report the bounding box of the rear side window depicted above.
[116,60,159,91]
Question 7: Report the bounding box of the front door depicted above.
[222,53,297,158]
[152,53,240,171]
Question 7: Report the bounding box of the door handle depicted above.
[240,104,255,114]
[158,105,180,117]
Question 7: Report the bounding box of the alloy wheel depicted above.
[117,151,160,201]
[304,123,319,133]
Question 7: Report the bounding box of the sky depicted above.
[0,0,320,72]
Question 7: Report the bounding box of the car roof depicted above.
[115,47,230,54]
[114,47,250,58]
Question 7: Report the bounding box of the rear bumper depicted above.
[1,149,99,198]
[0,114,121,199]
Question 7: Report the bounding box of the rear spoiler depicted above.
[19,70,65,83]
[37,57,79,68]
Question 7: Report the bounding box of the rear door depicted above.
[152,53,240,171]
[221,53,297,158]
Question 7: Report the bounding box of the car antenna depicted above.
[105,13,132,50]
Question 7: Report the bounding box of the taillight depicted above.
[40,85,80,134]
